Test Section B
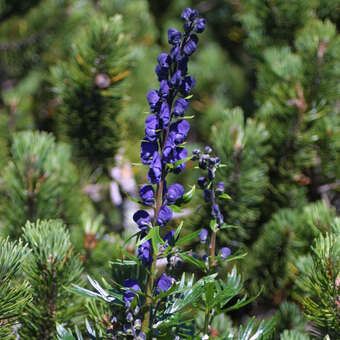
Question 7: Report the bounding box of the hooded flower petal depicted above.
[139,184,154,206]
[133,210,151,231]
[219,247,231,259]
[168,28,182,45]
[138,240,153,267]
[147,90,160,112]
[173,98,189,117]
[157,205,172,227]
[160,102,170,129]
[147,151,162,184]
[123,279,140,304]
[199,228,208,243]
[145,115,159,142]
[167,183,184,205]
[156,274,173,294]
[141,140,158,165]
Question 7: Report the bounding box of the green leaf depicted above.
[220,224,240,230]
[210,219,217,232]
[125,192,141,204]
[170,205,182,213]
[150,226,164,253]
[219,193,231,200]
[184,94,193,100]
[179,253,206,270]
[174,221,184,241]
[180,185,196,204]
[172,155,193,168]
[175,230,201,246]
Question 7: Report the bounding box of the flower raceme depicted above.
[130,6,205,333]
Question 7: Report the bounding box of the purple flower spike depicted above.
[167,183,184,205]
[199,228,208,243]
[123,279,141,304]
[173,98,189,117]
[147,152,162,184]
[139,184,154,206]
[141,140,158,165]
[219,247,231,259]
[156,274,173,294]
[133,210,151,231]
[138,240,153,267]
[168,28,182,45]
[157,205,173,227]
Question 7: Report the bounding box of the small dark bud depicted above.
[197,176,207,189]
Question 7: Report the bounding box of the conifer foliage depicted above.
[52,13,132,168]
[1,131,83,238]
[19,219,83,340]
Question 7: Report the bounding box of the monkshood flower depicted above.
[156,274,173,294]
[132,7,206,335]
[138,240,153,267]
[199,228,208,243]
[219,247,231,259]
[167,183,184,205]
[123,279,141,305]
[133,210,151,231]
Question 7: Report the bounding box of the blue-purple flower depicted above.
[147,90,160,112]
[133,210,151,231]
[139,185,154,206]
[163,230,175,247]
[194,18,206,33]
[141,141,158,165]
[138,240,153,267]
[147,152,162,184]
[167,183,184,205]
[123,279,141,304]
[145,115,159,142]
[219,247,231,259]
[173,98,189,117]
[156,274,173,294]
[168,28,182,45]
[199,228,208,243]
[157,205,173,227]
[158,53,171,68]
